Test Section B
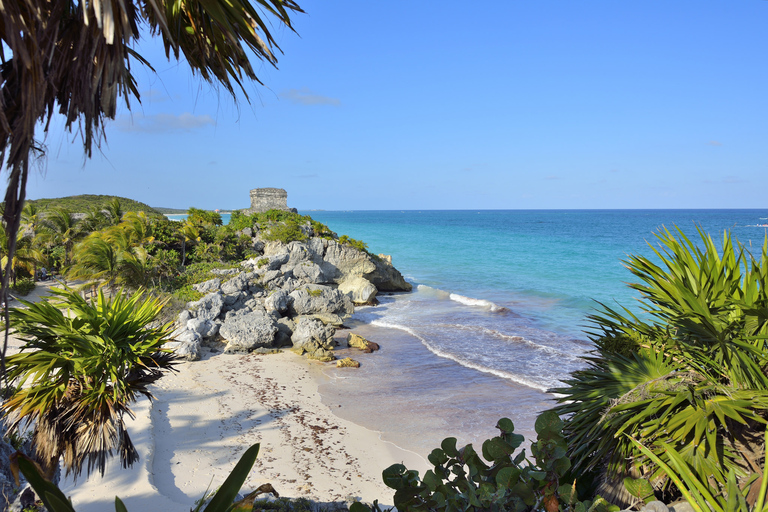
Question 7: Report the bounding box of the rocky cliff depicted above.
[168,233,411,362]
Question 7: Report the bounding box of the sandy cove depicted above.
[57,348,428,511]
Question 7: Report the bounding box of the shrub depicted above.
[257,257,270,268]
[263,218,307,244]
[339,234,368,253]
[553,228,768,507]
[11,277,35,295]
[353,412,616,512]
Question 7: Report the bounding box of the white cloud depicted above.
[115,112,215,133]
[280,88,341,106]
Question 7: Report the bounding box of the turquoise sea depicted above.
[297,210,768,458]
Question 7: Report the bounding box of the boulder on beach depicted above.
[346,333,379,353]
[219,307,279,353]
[336,357,361,368]
[290,317,336,361]
[338,276,378,305]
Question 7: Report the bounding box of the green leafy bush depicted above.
[357,412,616,512]
[11,277,35,295]
[553,228,768,507]
[257,257,270,268]
[263,218,307,244]
[338,235,368,253]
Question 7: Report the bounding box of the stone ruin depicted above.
[243,188,297,214]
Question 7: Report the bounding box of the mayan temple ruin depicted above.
[243,188,296,214]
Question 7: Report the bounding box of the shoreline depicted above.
[58,348,428,511]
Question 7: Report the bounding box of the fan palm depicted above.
[0,0,304,326]
[38,207,84,268]
[553,228,768,506]
[3,287,176,479]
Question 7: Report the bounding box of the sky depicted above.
[24,1,768,210]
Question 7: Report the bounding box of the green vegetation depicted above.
[553,228,768,508]
[26,195,164,218]
[339,234,369,253]
[3,288,176,479]
[257,257,270,268]
[14,443,264,512]
[10,276,35,295]
[353,412,616,512]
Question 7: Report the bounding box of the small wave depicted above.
[449,293,509,313]
[371,319,551,392]
[441,323,578,359]
[416,284,452,299]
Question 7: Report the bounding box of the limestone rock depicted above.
[291,317,336,359]
[193,278,221,294]
[320,240,377,282]
[299,313,345,327]
[365,255,412,292]
[186,318,219,338]
[210,268,239,276]
[346,333,379,353]
[338,276,378,305]
[288,285,354,319]
[219,307,278,352]
[336,357,360,368]
[275,317,295,347]
[290,261,326,284]
[265,290,290,314]
[306,348,335,362]
[177,309,192,326]
[166,329,202,361]
[188,292,224,322]
[221,272,254,295]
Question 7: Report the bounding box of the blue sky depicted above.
[26,1,768,210]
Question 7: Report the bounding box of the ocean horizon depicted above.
[166,208,768,453]
[298,209,768,455]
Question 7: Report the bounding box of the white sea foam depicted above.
[371,319,552,392]
[449,293,508,312]
[443,323,577,359]
[416,284,452,299]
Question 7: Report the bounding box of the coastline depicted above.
[58,349,428,511]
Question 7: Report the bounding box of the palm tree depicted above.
[3,287,176,479]
[120,211,155,247]
[553,228,768,507]
[178,220,201,266]
[68,233,123,291]
[38,207,84,269]
[104,198,125,226]
[0,229,43,286]
[0,0,304,329]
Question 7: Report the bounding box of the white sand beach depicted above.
[6,283,428,511]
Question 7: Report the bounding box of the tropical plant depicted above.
[179,220,202,266]
[38,207,84,267]
[552,227,768,507]
[12,443,268,512]
[355,412,616,512]
[0,227,43,285]
[2,287,176,479]
[0,0,304,346]
[187,207,223,227]
[104,198,125,226]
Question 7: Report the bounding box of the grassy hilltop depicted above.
[27,194,163,217]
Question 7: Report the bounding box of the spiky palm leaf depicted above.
[1,0,304,323]
[553,228,768,506]
[3,287,176,479]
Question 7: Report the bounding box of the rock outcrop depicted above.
[167,228,409,362]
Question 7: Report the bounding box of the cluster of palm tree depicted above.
[553,228,768,509]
